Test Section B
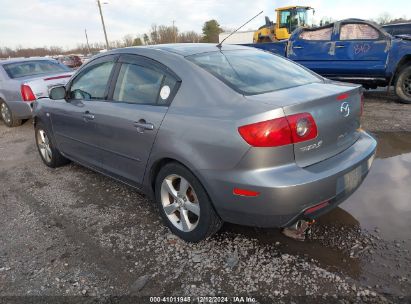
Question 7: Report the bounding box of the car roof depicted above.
[0,57,55,65]
[319,18,382,29]
[112,43,252,57]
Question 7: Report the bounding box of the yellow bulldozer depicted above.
[253,6,314,43]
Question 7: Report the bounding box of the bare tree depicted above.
[122,34,135,47]
[376,12,392,25]
[319,16,334,26]
[150,24,159,44]
[143,33,150,45]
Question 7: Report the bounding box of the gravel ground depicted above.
[362,90,411,132]
[0,92,410,303]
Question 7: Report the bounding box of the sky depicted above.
[0,0,408,49]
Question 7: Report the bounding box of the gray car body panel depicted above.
[33,44,377,228]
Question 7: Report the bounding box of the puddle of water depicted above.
[341,132,411,248]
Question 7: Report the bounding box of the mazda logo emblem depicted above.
[340,102,350,117]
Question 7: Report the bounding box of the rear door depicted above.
[331,22,389,77]
[288,24,335,75]
[92,54,180,185]
[51,55,117,167]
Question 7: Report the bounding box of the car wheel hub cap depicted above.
[1,103,11,123]
[37,129,52,163]
[160,174,200,232]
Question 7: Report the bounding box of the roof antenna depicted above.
[217,10,264,48]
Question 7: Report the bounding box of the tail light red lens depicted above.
[21,85,36,102]
[238,117,292,147]
[238,113,317,147]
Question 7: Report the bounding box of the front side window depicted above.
[188,49,321,95]
[300,26,332,40]
[69,61,114,100]
[340,24,380,40]
[3,60,70,79]
[113,63,174,105]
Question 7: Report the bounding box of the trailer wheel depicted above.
[395,65,411,104]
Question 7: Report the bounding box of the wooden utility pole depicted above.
[172,20,176,43]
[84,29,91,55]
[97,0,109,50]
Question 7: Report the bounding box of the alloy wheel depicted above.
[160,174,200,232]
[37,129,52,163]
[0,103,11,124]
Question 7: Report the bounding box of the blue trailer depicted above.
[246,19,411,103]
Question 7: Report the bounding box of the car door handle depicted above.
[134,120,154,132]
[336,45,346,48]
[293,46,303,49]
[82,112,95,120]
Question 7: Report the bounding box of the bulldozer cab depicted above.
[276,6,313,40]
[253,5,313,43]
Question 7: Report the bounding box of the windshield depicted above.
[187,49,321,95]
[3,60,70,79]
[280,8,311,33]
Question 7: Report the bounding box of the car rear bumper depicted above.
[7,100,33,119]
[199,130,377,228]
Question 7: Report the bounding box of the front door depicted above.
[92,54,180,185]
[51,56,116,167]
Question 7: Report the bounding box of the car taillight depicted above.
[238,117,292,147]
[21,85,36,102]
[360,93,364,116]
[238,113,317,147]
[286,113,318,144]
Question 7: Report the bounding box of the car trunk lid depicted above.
[246,82,362,167]
[22,71,74,100]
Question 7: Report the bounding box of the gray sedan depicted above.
[0,58,73,127]
[33,44,377,242]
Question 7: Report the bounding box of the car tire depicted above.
[395,65,411,104]
[0,100,22,127]
[155,162,223,242]
[35,122,70,168]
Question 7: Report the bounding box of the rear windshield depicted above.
[187,49,321,95]
[3,60,70,79]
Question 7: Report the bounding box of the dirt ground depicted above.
[0,92,410,304]
[362,90,411,132]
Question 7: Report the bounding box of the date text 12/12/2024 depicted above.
[149,296,257,303]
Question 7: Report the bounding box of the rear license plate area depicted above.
[337,165,363,195]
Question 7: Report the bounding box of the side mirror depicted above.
[49,86,66,100]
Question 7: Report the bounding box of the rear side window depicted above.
[188,49,321,95]
[113,63,177,105]
[340,24,380,40]
[3,60,70,79]
[299,27,332,40]
[69,61,114,100]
